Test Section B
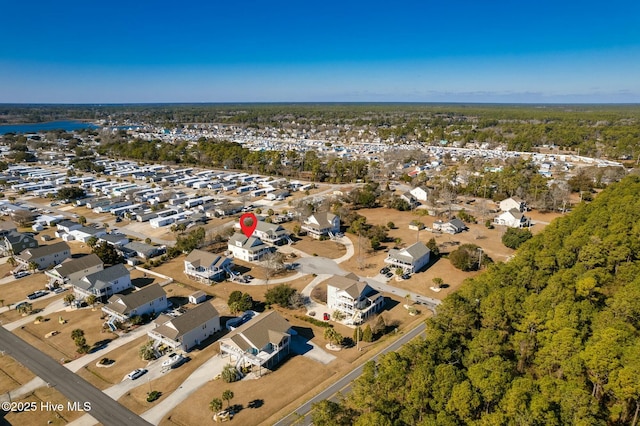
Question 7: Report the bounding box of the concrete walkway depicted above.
[0,376,47,403]
[141,354,227,424]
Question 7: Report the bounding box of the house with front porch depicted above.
[15,241,71,270]
[432,218,467,234]
[219,310,292,375]
[147,302,221,352]
[227,234,272,262]
[252,221,291,246]
[384,241,431,273]
[326,275,384,324]
[72,263,132,302]
[184,249,233,282]
[102,284,168,322]
[301,211,340,239]
[45,253,103,287]
[494,209,531,228]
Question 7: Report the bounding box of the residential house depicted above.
[400,192,420,208]
[1,231,38,255]
[209,203,243,218]
[326,275,384,324]
[56,220,82,234]
[252,221,291,246]
[15,242,71,270]
[121,241,165,260]
[102,284,168,322]
[409,186,429,202]
[227,234,272,262]
[432,218,467,234]
[499,197,527,213]
[384,241,431,273]
[45,253,103,286]
[72,263,132,301]
[67,226,107,243]
[148,302,221,351]
[494,209,531,228]
[219,310,291,374]
[301,211,340,239]
[184,249,233,282]
[99,233,130,248]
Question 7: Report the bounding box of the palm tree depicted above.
[7,256,16,267]
[432,277,444,289]
[71,328,84,340]
[28,261,39,274]
[86,294,97,308]
[222,390,234,408]
[209,398,223,413]
[64,293,76,306]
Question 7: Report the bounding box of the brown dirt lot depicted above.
[339,207,559,291]
[288,236,346,259]
[13,307,118,362]
[117,339,221,415]
[0,273,50,307]
[76,335,150,390]
[0,355,36,395]
[3,385,84,426]
[148,254,313,316]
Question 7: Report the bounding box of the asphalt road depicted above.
[273,321,427,426]
[0,327,151,426]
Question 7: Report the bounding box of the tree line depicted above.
[313,175,640,425]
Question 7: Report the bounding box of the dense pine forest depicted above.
[315,175,640,425]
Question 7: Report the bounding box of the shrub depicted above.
[294,315,333,328]
[221,364,240,383]
[501,227,533,249]
[146,390,161,402]
[264,284,297,308]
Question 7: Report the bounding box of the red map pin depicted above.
[239,213,257,238]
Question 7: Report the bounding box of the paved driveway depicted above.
[290,335,336,365]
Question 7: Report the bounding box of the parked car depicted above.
[401,273,411,280]
[379,267,390,275]
[323,313,330,321]
[27,290,48,300]
[54,287,67,294]
[385,272,394,279]
[127,368,147,380]
[13,271,30,279]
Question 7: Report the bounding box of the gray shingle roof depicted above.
[222,310,290,351]
[153,302,219,340]
[105,284,166,315]
[18,241,70,261]
[54,254,103,277]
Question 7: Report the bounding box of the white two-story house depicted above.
[184,249,233,282]
[102,284,168,322]
[326,275,384,324]
[227,234,272,262]
[72,263,132,302]
[301,212,340,239]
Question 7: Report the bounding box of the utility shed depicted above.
[189,291,207,305]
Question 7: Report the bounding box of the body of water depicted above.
[0,120,98,135]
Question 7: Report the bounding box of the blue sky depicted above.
[1,0,639,103]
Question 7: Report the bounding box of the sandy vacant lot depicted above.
[0,354,35,395]
[14,306,118,362]
[3,385,84,426]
